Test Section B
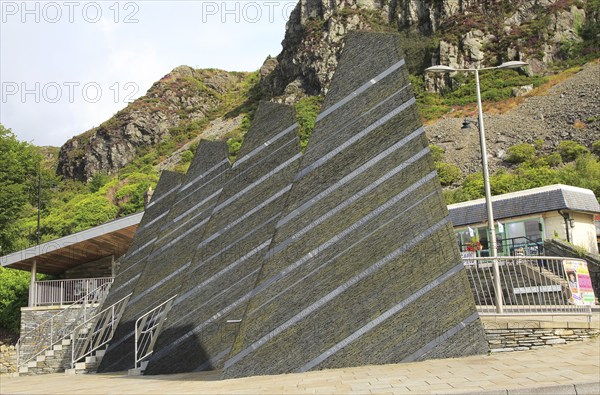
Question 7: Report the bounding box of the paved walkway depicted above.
[1,338,599,394]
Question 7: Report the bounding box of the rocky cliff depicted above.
[56,0,596,181]
[57,67,248,181]
[264,0,590,99]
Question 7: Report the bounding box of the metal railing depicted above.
[71,293,131,368]
[465,256,594,315]
[16,281,112,368]
[134,295,177,370]
[33,277,114,306]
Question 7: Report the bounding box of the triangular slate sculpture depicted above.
[223,31,488,378]
[97,170,184,317]
[141,102,302,374]
[98,141,230,372]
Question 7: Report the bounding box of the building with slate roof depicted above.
[448,184,600,256]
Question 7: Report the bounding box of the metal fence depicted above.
[33,278,114,306]
[464,256,594,315]
[134,295,177,370]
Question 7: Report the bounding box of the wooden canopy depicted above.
[0,213,143,275]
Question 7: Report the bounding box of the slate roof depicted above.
[448,184,600,227]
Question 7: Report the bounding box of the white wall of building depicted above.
[542,212,569,241]
[570,212,599,254]
[541,211,598,254]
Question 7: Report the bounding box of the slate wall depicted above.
[223,32,488,378]
[95,31,488,378]
[97,142,230,372]
[142,102,302,374]
[100,170,185,309]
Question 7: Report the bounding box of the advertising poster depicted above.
[564,260,596,305]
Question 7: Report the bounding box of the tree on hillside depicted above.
[0,124,41,254]
[0,266,30,335]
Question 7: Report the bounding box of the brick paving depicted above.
[1,337,598,394]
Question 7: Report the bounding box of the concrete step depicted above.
[18,366,29,374]
[64,368,82,375]
[45,349,55,357]
[95,349,106,358]
[128,367,143,376]
[65,362,98,376]
[85,356,96,364]
[61,339,71,346]
[53,344,63,351]
[27,361,37,368]
[36,355,45,362]
[127,361,149,376]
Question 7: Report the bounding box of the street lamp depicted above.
[426,60,528,314]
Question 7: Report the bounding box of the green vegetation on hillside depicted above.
[295,96,324,151]
[0,125,42,253]
[443,140,600,204]
[0,124,158,254]
[222,70,264,162]
[430,144,463,186]
[1,69,266,255]
[411,69,548,122]
[407,0,599,123]
[0,267,33,335]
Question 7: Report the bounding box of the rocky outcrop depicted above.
[56,1,594,181]
[157,115,244,171]
[57,67,247,181]
[264,0,589,99]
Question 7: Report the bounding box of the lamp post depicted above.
[425,60,528,314]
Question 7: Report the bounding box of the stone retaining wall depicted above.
[19,304,101,373]
[482,316,599,352]
[20,307,84,339]
[0,344,17,374]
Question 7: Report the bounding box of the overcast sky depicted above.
[0,0,295,146]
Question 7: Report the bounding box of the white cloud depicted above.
[0,1,290,147]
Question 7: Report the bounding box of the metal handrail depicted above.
[71,293,132,368]
[134,295,177,370]
[16,281,112,369]
[464,256,595,315]
[33,277,113,306]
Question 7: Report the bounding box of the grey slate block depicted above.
[97,141,230,372]
[141,101,301,375]
[96,31,487,378]
[223,31,488,379]
[99,170,184,310]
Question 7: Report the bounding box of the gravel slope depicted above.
[425,60,600,176]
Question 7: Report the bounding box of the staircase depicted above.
[18,338,73,376]
[16,282,112,376]
[17,337,106,376]
[69,293,132,374]
[65,348,107,375]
